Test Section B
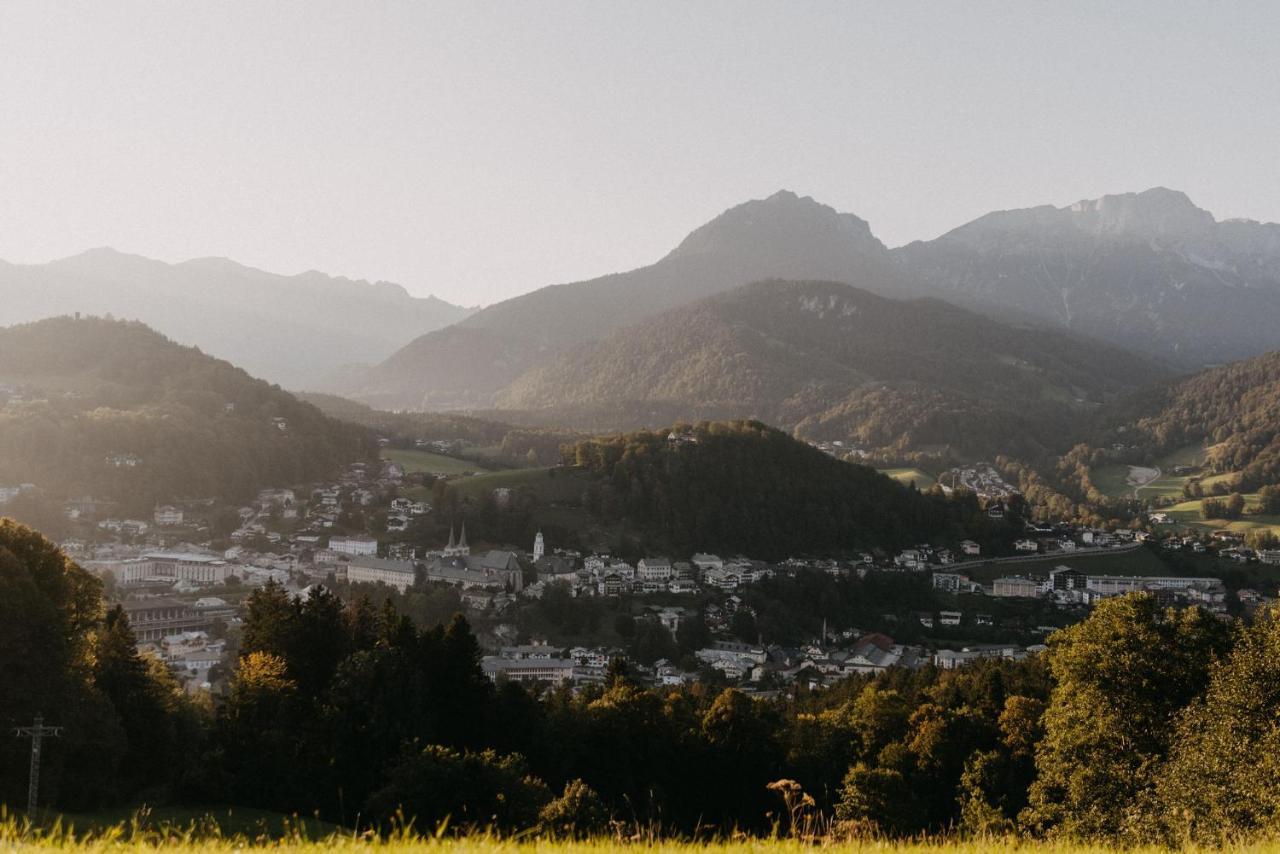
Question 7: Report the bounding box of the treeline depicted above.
[0,519,201,809]
[0,318,373,513]
[10,513,1280,843]
[560,421,1006,559]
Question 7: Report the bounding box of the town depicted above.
[31,450,1275,700]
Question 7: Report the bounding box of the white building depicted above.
[154,506,185,526]
[637,557,673,582]
[533,530,545,561]
[346,556,417,592]
[329,535,379,556]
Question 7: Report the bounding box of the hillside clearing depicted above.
[879,467,937,490]
[382,448,490,476]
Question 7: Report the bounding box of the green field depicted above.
[1091,445,1210,500]
[1158,493,1280,537]
[879,467,937,490]
[382,448,490,476]
[960,545,1170,583]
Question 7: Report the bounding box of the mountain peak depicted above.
[662,190,886,263]
[1068,186,1216,239]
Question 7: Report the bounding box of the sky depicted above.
[1,2,1278,308]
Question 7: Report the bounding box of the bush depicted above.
[538,779,610,838]
[363,745,550,834]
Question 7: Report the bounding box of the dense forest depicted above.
[7,516,1280,843]
[1116,350,1280,491]
[0,317,374,513]
[560,420,1012,559]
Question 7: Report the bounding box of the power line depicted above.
[13,714,62,817]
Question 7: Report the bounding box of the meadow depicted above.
[3,813,1259,854]
[382,448,490,477]
[878,468,937,491]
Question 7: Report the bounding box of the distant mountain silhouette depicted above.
[0,248,472,389]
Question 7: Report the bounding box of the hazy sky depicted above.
[1,2,1277,307]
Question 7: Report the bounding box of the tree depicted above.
[1153,608,1280,843]
[1023,595,1230,840]
[539,779,610,838]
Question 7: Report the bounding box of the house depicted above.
[1014,539,1039,553]
[960,540,981,556]
[843,633,901,674]
[154,506,184,526]
[931,573,967,594]
[637,558,673,582]
[691,553,724,574]
[939,610,962,626]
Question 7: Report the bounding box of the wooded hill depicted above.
[504,280,1167,460]
[0,317,374,514]
[560,420,1008,559]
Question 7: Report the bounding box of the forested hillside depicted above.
[1118,351,1280,490]
[505,280,1166,459]
[0,317,374,513]
[560,420,990,558]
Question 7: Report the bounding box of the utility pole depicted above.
[13,714,62,817]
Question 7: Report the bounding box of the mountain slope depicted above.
[497,279,1168,459]
[0,249,472,389]
[895,187,1280,367]
[346,191,917,409]
[0,316,374,513]
[1095,350,1280,492]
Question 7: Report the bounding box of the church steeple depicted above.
[458,521,468,552]
[446,524,456,551]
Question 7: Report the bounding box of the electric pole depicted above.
[13,714,62,817]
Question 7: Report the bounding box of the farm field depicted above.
[382,448,490,476]
[879,467,937,490]
[1091,444,1209,500]
[1158,493,1280,538]
[960,544,1170,583]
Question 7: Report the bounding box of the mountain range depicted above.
[335,187,1280,459]
[898,187,1280,367]
[0,249,472,389]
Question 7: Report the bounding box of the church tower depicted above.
[533,530,545,561]
[443,522,470,557]
[457,520,470,556]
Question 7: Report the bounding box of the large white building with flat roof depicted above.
[329,535,379,556]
